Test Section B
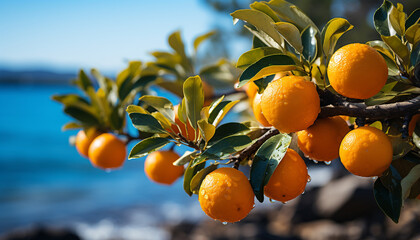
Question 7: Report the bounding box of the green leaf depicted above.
[192,135,252,167]
[405,9,420,29]
[183,76,204,129]
[231,9,285,48]
[321,18,354,60]
[155,80,184,98]
[266,0,319,32]
[173,151,197,166]
[126,105,148,114]
[405,24,420,45]
[139,96,174,123]
[64,105,100,126]
[401,164,420,200]
[129,113,167,134]
[253,74,277,92]
[52,94,89,105]
[238,54,295,87]
[193,31,216,51]
[250,2,281,22]
[61,122,83,131]
[301,26,318,63]
[411,42,420,66]
[76,69,94,92]
[190,163,219,194]
[389,3,406,36]
[183,161,205,196]
[245,26,282,49]
[110,105,124,131]
[272,22,303,54]
[197,119,216,143]
[128,137,170,159]
[250,133,292,202]
[374,0,393,36]
[168,31,187,58]
[208,100,240,126]
[236,47,283,70]
[389,135,415,160]
[381,35,410,66]
[208,122,250,146]
[374,167,402,223]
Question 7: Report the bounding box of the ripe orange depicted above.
[409,114,420,137]
[339,126,393,177]
[245,81,259,104]
[144,151,184,185]
[199,168,254,223]
[327,43,388,99]
[297,116,349,162]
[252,93,271,127]
[88,133,126,169]
[264,148,308,202]
[261,76,320,133]
[75,129,101,158]
[170,104,196,142]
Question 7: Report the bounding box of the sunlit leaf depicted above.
[208,100,240,126]
[76,69,94,92]
[273,22,303,53]
[250,2,281,22]
[238,54,296,87]
[129,137,170,159]
[139,95,175,123]
[381,35,410,66]
[190,163,219,194]
[184,161,205,196]
[126,105,149,114]
[155,80,184,98]
[301,26,318,63]
[208,122,250,146]
[183,76,204,129]
[245,25,283,49]
[250,133,291,202]
[405,24,420,45]
[321,18,354,60]
[193,31,216,51]
[52,94,89,105]
[231,9,285,48]
[173,151,197,166]
[197,119,216,143]
[389,3,406,36]
[61,122,83,131]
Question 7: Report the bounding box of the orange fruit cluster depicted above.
[75,130,126,170]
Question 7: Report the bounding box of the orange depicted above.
[409,114,420,137]
[264,148,308,202]
[198,168,254,223]
[339,126,393,177]
[252,93,271,127]
[88,133,126,169]
[261,76,320,133]
[170,104,196,142]
[75,129,101,158]
[297,116,349,162]
[202,80,214,99]
[245,81,259,104]
[327,43,388,99]
[144,151,184,185]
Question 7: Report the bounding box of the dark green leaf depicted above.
[374,0,393,36]
[405,8,420,30]
[183,161,205,196]
[208,122,250,146]
[236,47,283,69]
[139,96,174,124]
[301,26,318,63]
[110,105,124,131]
[207,100,239,126]
[183,76,204,129]
[129,113,167,134]
[238,54,295,87]
[253,74,277,93]
[253,35,268,48]
[192,135,252,167]
[250,133,292,202]
[52,94,89,105]
[128,137,170,159]
[77,69,94,92]
[190,163,219,194]
[64,105,100,126]
[374,169,402,223]
[411,42,420,66]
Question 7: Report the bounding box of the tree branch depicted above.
[319,95,420,120]
[231,127,279,164]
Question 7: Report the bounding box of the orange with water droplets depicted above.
[264,148,309,202]
[198,168,254,223]
[297,116,349,162]
[261,76,320,133]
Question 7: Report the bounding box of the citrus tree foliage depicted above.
[54,0,420,223]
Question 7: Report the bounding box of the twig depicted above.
[319,95,420,120]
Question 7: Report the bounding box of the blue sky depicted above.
[0,0,234,73]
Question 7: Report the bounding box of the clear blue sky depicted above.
[0,0,232,73]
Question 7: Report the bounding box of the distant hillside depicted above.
[0,69,77,85]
